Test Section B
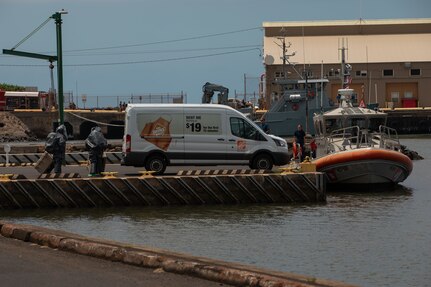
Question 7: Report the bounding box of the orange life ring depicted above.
[292,103,299,111]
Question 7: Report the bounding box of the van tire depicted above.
[145,155,166,175]
[251,154,273,170]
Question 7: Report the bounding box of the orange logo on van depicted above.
[237,140,246,151]
[140,117,172,151]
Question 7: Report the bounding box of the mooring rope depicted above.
[66,111,125,127]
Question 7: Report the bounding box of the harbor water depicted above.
[1,137,430,287]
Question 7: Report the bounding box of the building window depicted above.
[275,72,285,78]
[329,69,340,77]
[410,69,421,76]
[383,69,394,77]
[302,70,313,78]
[355,70,367,77]
[391,92,399,103]
[404,91,413,99]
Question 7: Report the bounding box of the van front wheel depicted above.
[145,155,166,175]
[251,154,273,170]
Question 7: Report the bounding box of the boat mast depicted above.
[340,41,351,90]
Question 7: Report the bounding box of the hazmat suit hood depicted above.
[56,124,68,140]
[86,126,107,149]
[91,126,102,133]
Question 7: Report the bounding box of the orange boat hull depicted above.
[314,148,413,184]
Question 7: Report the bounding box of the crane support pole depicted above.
[52,12,65,125]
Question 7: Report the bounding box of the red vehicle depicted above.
[0,90,5,111]
[1,91,46,110]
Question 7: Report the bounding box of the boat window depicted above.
[369,118,385,132]
[325,119,343,134]
[347,117,366,129]
[230,117,266,141]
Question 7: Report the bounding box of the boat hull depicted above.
[314,148,413,184]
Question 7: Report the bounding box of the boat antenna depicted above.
[302,26,306,71]
[339,38,351,89]
[320,60,324,111]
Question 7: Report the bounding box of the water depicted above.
[1,138,431,287]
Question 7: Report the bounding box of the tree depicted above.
[0,83,25,91]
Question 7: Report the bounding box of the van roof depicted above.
[126,103,236,111]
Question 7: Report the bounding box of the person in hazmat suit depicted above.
[85,126,108,177]
[45,124,68,174]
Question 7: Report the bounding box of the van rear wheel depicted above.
[251,154,273,170]
[145,155,166,175]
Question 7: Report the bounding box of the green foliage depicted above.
[0,83,25,91]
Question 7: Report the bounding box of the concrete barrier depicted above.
[0,172,325,209]
[0,221,356,287]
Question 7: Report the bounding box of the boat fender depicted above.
[292,103,299,111]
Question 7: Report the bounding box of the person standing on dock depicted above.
[45,124,68,174]
[294,124,306,155]
[261,117,270,134]
[85,126,108,177]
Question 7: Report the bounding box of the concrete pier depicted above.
[0,172,325,209]
[0,221,356,287]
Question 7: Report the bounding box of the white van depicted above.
[121,104,288,174]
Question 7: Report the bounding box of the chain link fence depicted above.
[64,92,187,110]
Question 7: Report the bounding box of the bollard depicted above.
[100,172,118,179]
[138,171,155,178]
[0,174,14,182]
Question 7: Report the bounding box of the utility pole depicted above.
[243,74,247,102]
[277,37,287,79]
[276,37,297,80]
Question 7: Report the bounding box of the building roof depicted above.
[263,18,431,37]
[262,18,431,64]
[5,91,39,98]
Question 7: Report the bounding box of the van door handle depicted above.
[228,139,236,142]
[217,138,225,141]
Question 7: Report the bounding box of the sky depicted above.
[0,0,430,107]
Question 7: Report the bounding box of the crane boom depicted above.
[202,82,229,105]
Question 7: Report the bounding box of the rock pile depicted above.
[0,112,37,142]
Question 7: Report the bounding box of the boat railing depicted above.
[327,126,360,152]
[376,125,401,150]
[324,125,401,153]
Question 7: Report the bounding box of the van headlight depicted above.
[273,138,287,147]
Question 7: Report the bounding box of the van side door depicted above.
[183,109,227,164]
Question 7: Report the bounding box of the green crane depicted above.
[2,10,67,125]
